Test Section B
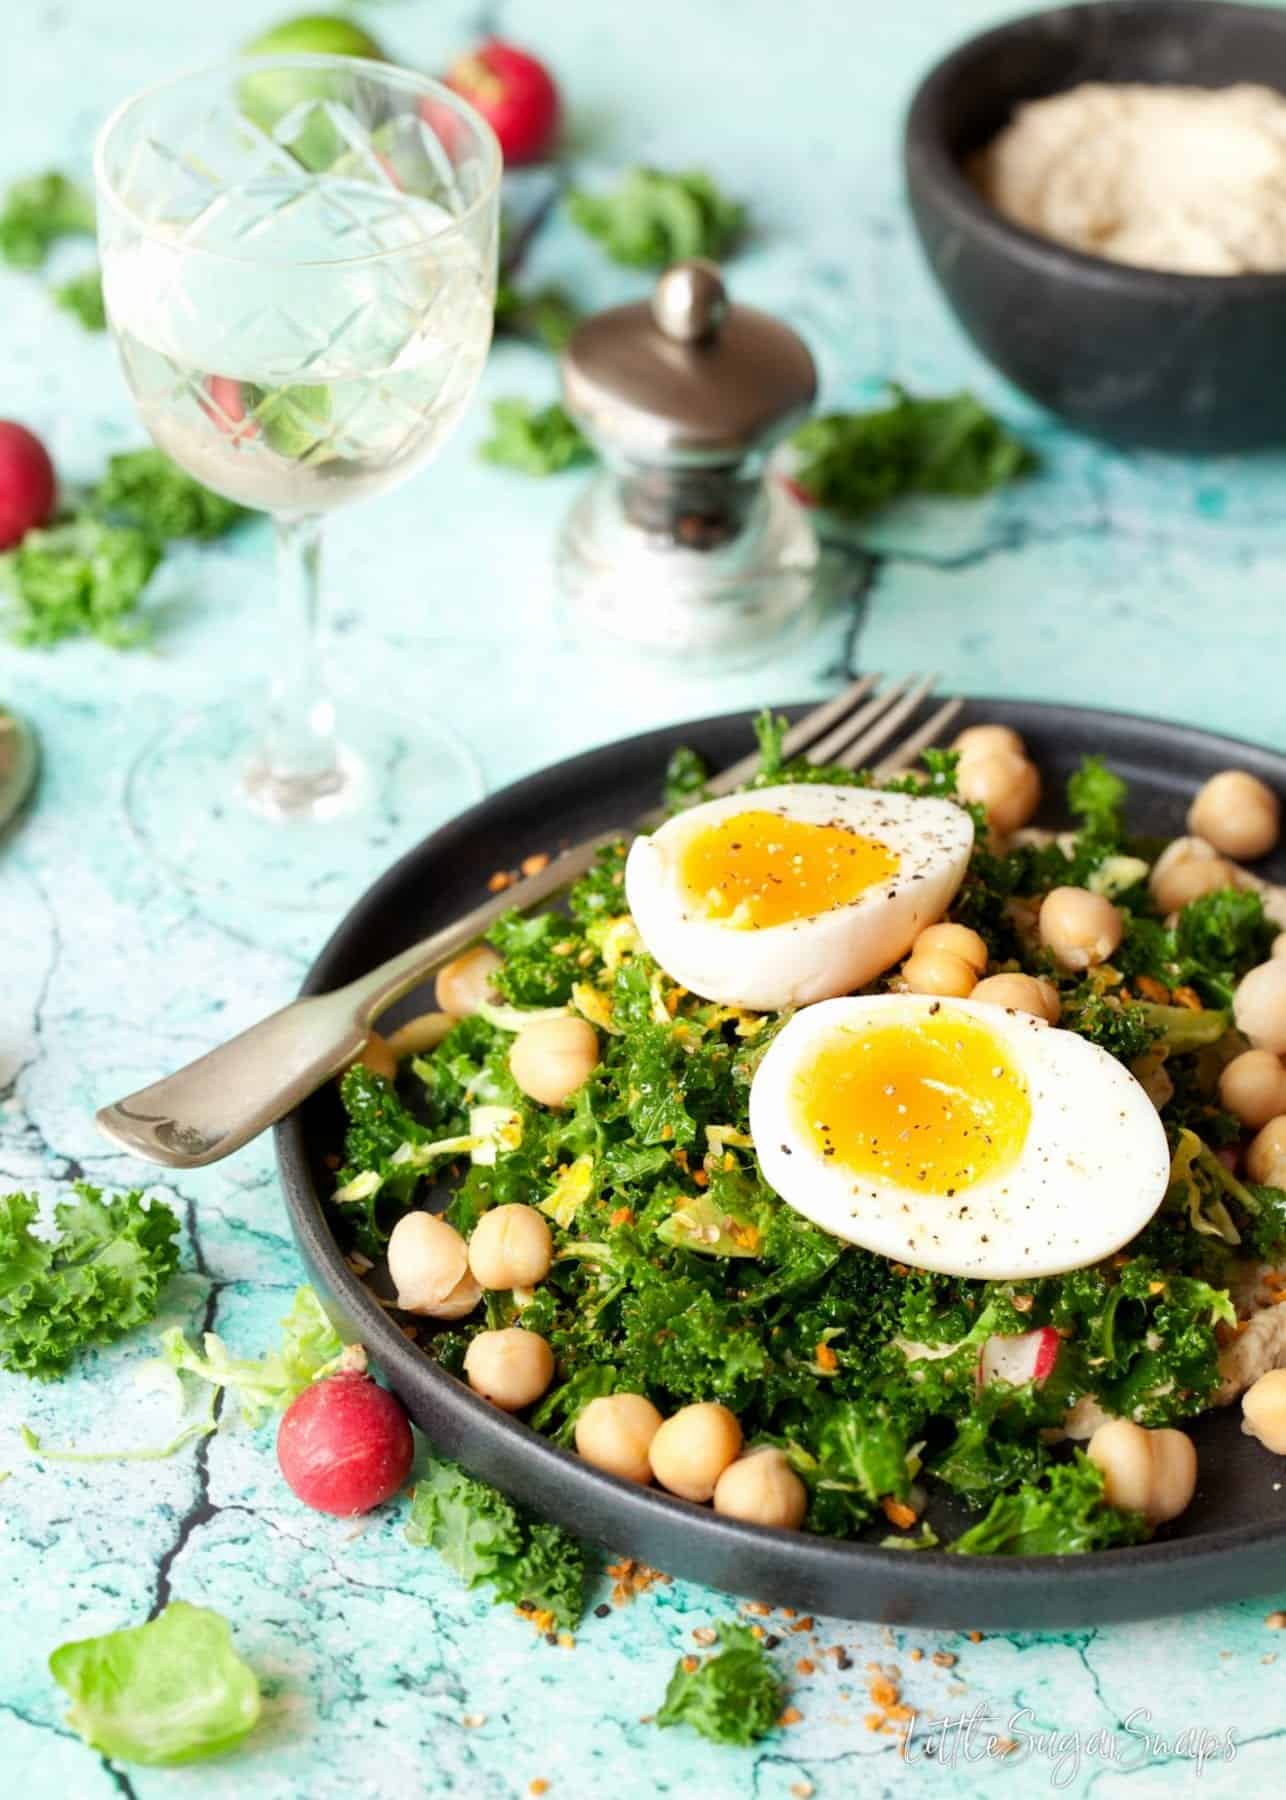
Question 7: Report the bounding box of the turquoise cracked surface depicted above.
[4,0,1286,1793]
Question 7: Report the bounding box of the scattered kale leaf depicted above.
[1,517,161,648]
[495,280,581,352]
[567,167,744,268]
[93,449,248,541]
[656,1622,783,1745]
[0,1185,180,1379]
[0,170,95,268]
[53,265,106,331]
[790,385,1035,519]
[406,1458,585,1628]
[480,398,593,476]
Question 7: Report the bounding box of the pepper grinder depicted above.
[556,258,820,662]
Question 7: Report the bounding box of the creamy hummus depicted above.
[973,82,1286,275]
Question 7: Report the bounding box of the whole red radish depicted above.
[201,376,258,444]
[277,1369,413,1516]
[0,421,56,550]
[445,38,560,165]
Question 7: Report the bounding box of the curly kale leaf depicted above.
[1117,887,1273,1009]
[1067,754,1126,843]
[1060,989,1161,1063]
[0,1186,180,1379]
[480,398,592,476]
[790,386,1035,518]
[656,1622,783,1745]
[568,167,744,268]
[1242,1184,1286,1261]
[568,840,628,924]
[664,745,709,813]
[813,1398,914,1505]
[746,706,868,790]
[406,1459,585,1628]
[951,1453,1149,1555]
[93,449,248,541]
[1043,1256,1233,1425]
[485,909,581,1007]
[0,170,94,268]
[1173,889,1275,1002]
[2,518,161,648]
[616,1275,771,1408]
[333,1067,437,1251]
[930,1380,1064,1499]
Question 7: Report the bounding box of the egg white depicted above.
[624,785,974,1012]
[749,994,1172,1279]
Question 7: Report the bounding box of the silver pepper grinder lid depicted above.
[560,259,817,465]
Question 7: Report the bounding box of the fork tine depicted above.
[831,673,940,771]
[706,671,882,796]
[873,697,966,778]
[805,674,922,767]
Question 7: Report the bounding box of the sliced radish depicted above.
[978,1326,1060,1390]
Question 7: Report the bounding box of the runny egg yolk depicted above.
[793,1014,1031,1194]
[679,810,900,929]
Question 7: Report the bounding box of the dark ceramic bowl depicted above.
[278,699,1286,1628]
[904,0,1286,451]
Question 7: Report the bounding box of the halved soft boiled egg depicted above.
[625,785,974,1012]
[750,995,1171,1278]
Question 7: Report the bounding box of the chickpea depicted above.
[971,972,1061,1023]
[509,1015,600,1108]
[913,921,988,974]
[1149,838,1241,915]
[574,1393,663,1484]
[1235,961,1286,1055]
[1038,887,1123,972]
[1188,770,1280,862]
[463,1327,555,1412]
[1219,1050,1286,1130]
[468,1204,553,1290]
[387,1211,481,1320]
[953,723,1026,762]
[1247,1115,1286,1185]
[385,1010,454,1058]
[436,945,502,1019]
[1242,1369,1286,1455]
[355,1029,398,1083]
[712,1448,808,1530]
[648,1402,743,1502]
[1087,1419,1197,1527]
[955,749,1041,837]
[900,947,977,999]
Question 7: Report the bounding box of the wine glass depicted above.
[94,55,500,909]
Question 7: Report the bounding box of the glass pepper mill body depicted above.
[556,259,820,664]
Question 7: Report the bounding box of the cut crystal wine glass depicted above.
[95,55,500,906]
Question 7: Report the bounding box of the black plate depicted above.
[278,699,1286,1627]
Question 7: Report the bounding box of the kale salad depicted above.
[328,717,1286,1556]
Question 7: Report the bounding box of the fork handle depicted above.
[95,833,618,1169]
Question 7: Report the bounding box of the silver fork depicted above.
[96,675,963,1169]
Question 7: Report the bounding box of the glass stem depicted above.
[251,512,342,814]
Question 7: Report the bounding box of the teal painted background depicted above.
[2,1,1284,1794]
